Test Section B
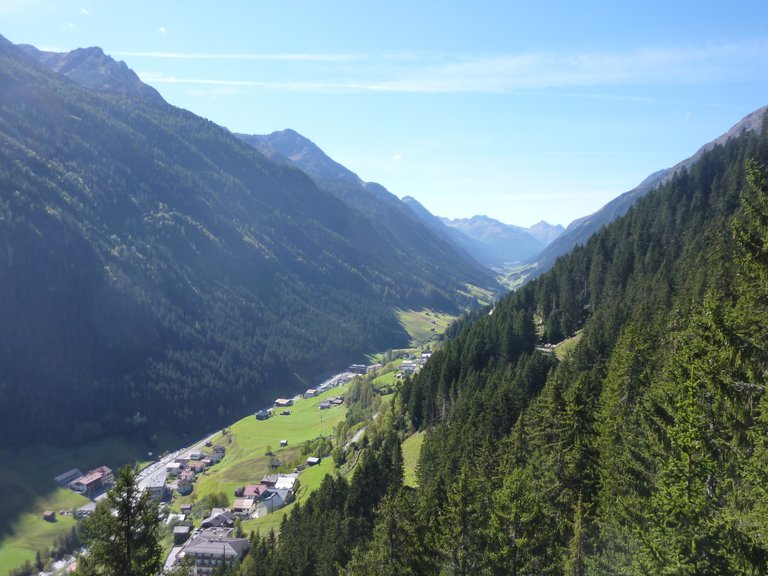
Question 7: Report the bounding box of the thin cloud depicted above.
[115,51,366,62]
[134,40,768,94]
[79,8,89,15]
[158,26,166,34]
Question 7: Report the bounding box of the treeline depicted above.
[225,120,768,574]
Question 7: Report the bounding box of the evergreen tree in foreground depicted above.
[76,466,162,576]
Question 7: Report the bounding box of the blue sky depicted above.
[4,1,768,227]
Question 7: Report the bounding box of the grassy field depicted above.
[0,433,184,575]
[555,331,583,360]
[397,309,456,348]
[401,431,425,488]
[173,384,351,511]
[240,456,337,536]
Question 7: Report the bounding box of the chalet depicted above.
[232,497,255,518]
[200,508,235,529]
[179,469,196,483]
[43,511,56,522]
[319,401,331,410]
[255,409,270,420]
[304,388,318,398]
[275,473,298,491]
[261,474,279,487]
[274,398,293,408]
[180,503,193,515]
[255,489,290,516]
[330,396,344,405]
[306,456,321,466]
[280,439,288,447]
[243,484,267,498]
[179,531,249,575]
[212,445,226,455]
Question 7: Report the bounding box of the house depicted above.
[177,479,193,496]
[54,468,83,487]
[232,497,255,518]
[178,531,249,575]
[274,398,293,408]
[179,469,196,483]
[243,484,267,498]
[180,503,193,515]
[274,473,298,491]
[189,461,206,474]
[280,439,288,447]
[202,457,214,468]
[306,456,321,466]
[330,396,344,405]
[188,450,204,461]
[400,361,417,374]
[304,388,318,398]
[200,508,235,529]
[319,401,331,410]
[43,511,56,522]
[261,474,279,487]
[212,445,226,455]
[255,489,290,516]
[166,462,182,476]
[367,363,382,374]
[255,409,270,420]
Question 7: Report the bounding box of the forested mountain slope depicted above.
[230,116,768,574]
[237,129,495,284]
[0,37,493,448]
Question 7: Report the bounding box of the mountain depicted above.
[18,43,165,103]
[237,129,497,285]
[0,37,495,449]
[441,214,557,266]
[527,219,565,244]
[230,106,768,574]
[531,105,768,277]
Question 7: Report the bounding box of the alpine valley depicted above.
[4,31,768,576]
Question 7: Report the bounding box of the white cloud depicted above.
[392,153,403,161]
[79,8,89,15]
[158,26,166,34]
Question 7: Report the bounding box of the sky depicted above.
[3,1,768,227]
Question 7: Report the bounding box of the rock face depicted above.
[18,43,165,103]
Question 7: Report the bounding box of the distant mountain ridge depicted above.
[531,105,768,277]
[237,129,497,280]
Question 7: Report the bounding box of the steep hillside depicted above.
[532,105,768,277]
[231,111,768,574]
[0,37,492,448]
[237,130,496,288]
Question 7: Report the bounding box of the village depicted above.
[43,358,430,575]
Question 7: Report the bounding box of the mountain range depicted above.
[0,36,497,448]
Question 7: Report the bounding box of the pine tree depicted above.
[76,466,162,576]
